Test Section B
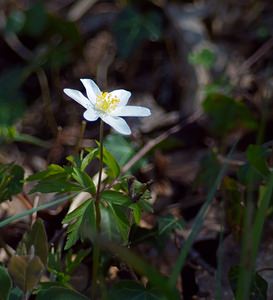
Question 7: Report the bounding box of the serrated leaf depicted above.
[63,200,90,224]
[109,281,167,300]
[0,266,12,300]
[27,164,66,181]
[101,190,131,206]
[36,287,88,300]
[126,178,153,212]
[63,200,95,249]
[28,164,81,193]
[8,255,44,293]
[30,177,80,194]
[100,204,130,243]
[0,163,24,203]
[71,168,95,194]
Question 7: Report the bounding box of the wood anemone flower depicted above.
[64,79,151,135]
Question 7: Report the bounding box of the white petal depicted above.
[101,115,131,135]
[83,108,99,121]
[63,88,90,109]
[111,106,151,117]
[109,89,131,106]
[80,79,101,104]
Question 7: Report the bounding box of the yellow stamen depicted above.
[95,92,120,113]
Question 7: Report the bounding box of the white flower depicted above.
[63,79,151,135]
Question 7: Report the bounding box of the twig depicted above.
[74,120,87,154]
[36,69,58,135]
[239,36,273,74]
[67,0,97,21]
[31,195,40,225]
[122,112,201,174]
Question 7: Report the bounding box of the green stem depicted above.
[95,120,104,232]
[92,120,104,298]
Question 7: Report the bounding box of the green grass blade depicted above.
[252,172,273,266]
[215,220,224,300]
[0,193,76,228]
[14,133,51,148]
[236,171,273,300]
[169,141,238,288]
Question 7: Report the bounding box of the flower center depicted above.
[95,92,120,113]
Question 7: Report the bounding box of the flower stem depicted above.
[95,120,104,231]
[92,120,104,298]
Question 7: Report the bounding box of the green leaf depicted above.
[8,287,23,300]
[96,142,120,179]
[5,10,26,34]
[28,165,81,194]
[246,145,270,178]
[22,2,47,37]
[27,164,66,181]
[113,6,163,58]
[36,287,88,300]
[104,134,135,166]
[203,93,257,136]
[8,255,44,293]
[65,249,91,274]
[131,203,141,224]
[126,178,153,212]
[105,134,147,172]
[71,168,95,194]
[0,266,12,300]
[46,14,81,45]
[188,48,216,69]
[157,215,185,236]
[0,67,27,126]
[109,280,167,300]
[25,219,48,266]
[63,200,95,249]
[100,204,130,243]
[0,163,24,203]
[229,266,267,300]
[101,190,131,206]
[30,177,80,194]
[80,148,97,171]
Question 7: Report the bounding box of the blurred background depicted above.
[1,0,272,148]
[1,0,273,298]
